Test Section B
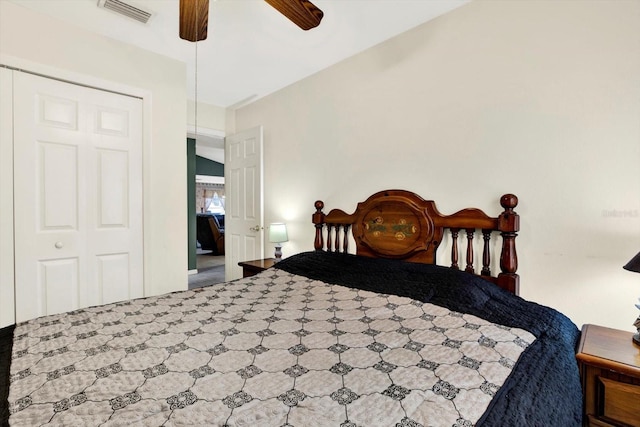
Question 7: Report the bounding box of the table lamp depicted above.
[269,223,288,262]
[623,251,640,345]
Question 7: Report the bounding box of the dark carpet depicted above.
[188,265,225,289]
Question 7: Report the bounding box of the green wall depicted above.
[196,155,224,176]
[187,138,196,271]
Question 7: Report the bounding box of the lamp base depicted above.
[274,245,282,262]
[633,332,640,346]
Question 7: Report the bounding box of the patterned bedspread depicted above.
[1,252,582,426]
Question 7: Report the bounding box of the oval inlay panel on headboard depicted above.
[356,200,433,258]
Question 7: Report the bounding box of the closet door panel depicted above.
[13,72,143,322]
[0,67,15,328]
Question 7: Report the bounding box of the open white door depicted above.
[224,126,264,280]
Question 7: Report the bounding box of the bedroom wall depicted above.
[234,0,640,332]
[187,100,226,132]
[0,2,188,297]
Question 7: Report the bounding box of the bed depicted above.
[1,190,582,426]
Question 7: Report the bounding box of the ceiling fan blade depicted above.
[180,0,209,42]
[264,0,324,31]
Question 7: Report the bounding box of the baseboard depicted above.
[188,269,198,276]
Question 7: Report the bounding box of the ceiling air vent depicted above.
[97,0,153,24]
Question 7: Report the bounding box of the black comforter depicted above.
[274,251,583,426]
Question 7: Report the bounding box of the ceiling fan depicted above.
[179,0,324,42]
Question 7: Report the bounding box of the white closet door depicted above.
[13,72,143,322]
[0,67,15,328]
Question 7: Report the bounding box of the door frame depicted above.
[0,56,153,324]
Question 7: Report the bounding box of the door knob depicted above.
[249,225,263,232]
[55,241,63,249]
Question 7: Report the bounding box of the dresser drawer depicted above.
[576,325,640,427]
[597,377,640,426]
[581,366,640,427]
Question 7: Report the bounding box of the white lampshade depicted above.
[269,223,288,243]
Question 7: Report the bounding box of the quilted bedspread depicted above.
[1,252,582,426]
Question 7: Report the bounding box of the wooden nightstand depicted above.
[576,324,640,427]
[238,258,276,278]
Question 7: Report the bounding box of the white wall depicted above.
[187,100,226,163]
[235,0,640,332]
[0,2,188,298]
[187,100,226,132]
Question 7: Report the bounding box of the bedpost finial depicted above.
[500,194,518,210]
[313,200,325,251]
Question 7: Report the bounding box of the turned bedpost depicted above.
[313,200,325,251]
[497,194,520,294]
[450,229,460,269]
[465,229,475,273]
[342,225,350,253]
[481,230,492,276]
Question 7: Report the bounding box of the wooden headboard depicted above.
[312,190,520,294]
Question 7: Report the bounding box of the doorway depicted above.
[187,136,226,288]
[185,125,264,286]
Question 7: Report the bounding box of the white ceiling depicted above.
[8,0,470,108]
